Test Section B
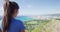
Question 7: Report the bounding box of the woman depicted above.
[0,1,25,32]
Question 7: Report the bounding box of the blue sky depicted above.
[0,0,60,16]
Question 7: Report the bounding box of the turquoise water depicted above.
[0,16,34,21]
[16,16,33,21]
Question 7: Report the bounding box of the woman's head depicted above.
[9,1,19,17]
[3,1,19,32]
[4,1,19,17]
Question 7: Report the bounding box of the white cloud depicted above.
[48,9,60,14]
[0,7,3,10]
[0,6,4,16]
[27,5,32,8]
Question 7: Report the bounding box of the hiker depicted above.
[0,0,25,32]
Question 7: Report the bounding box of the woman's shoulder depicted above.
[14,19,25,29]
[12,18,23,25]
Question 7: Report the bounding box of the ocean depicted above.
[16,16,33,21]
[0,16,33,21]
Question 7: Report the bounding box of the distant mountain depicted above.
[44,14,60,16]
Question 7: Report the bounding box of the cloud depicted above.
[48,9,60,14]
[0,6,4,16]
[27,5,32,8]
[0,7,3,11]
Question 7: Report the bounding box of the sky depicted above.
[0,0,60,16]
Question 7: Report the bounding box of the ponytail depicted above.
[3,1,11,32]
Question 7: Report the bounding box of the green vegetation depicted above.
[24,20,50,32]
[23,19,60,32]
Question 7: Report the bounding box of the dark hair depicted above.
[3,1,19,32]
